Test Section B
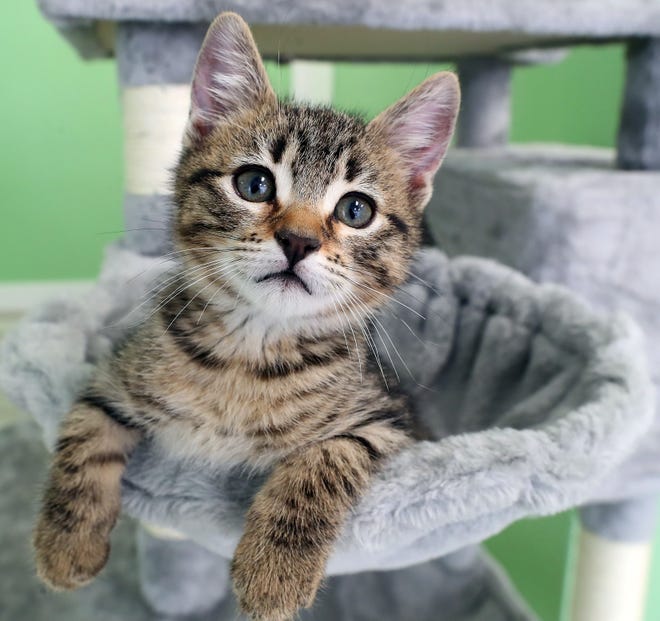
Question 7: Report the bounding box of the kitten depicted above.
[33,12,459,621]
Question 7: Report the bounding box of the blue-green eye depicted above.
[334,193,375,228]
[234,166,276,202]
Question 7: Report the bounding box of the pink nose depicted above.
[275,230,321,267]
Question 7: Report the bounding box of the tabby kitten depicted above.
[33,12,459,621]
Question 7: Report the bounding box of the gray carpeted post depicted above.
[137,525,231,616]
[617,38,660,170]
[456,58,512,148]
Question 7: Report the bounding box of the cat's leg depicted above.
[232,431,403,621]
[34,399,141,590]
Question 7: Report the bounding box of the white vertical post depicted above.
[121,84,190,196]
[290,60,335,105]
[569,526,652,621]
[120,83,190,253]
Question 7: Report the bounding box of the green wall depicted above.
[3,3,659,621]
[1,1,123,283]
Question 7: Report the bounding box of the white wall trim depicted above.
[0,280,94,315]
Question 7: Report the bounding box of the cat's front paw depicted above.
[33,515,110,591]
[231,534,324,621]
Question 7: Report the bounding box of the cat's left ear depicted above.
[368,72,460,208]
[185,12,276,145]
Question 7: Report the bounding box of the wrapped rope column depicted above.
[116,22,205,255]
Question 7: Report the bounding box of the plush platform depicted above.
[37,0,660,61]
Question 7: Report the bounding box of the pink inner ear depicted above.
[188,16,270,140]
[377,74,459,196]
[407,113,455,192]
[191,61,219,139]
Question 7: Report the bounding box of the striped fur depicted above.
[34,12,459,621]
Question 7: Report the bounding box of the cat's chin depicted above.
[255,269,312,296]
[260,288,329,319]
[232,277,333,322]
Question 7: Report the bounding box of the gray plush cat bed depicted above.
[0,242,654,620]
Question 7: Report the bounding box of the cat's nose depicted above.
[275,230,321,267]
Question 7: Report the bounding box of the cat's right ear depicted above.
[185,12,276,145]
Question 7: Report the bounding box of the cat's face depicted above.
[176,104,421,321]
[174,13,459,324]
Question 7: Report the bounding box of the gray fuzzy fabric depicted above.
[137,528,230,615]
[36,0,660,62]
[116,22,206,87]
[580,497,659,542]
[426,144,660,539]
[123,194,174,255]
[456,59,511,148]
[37,0,660,34]
[0,243,654,577]
[427,145,660,387]
[1,421,537,620]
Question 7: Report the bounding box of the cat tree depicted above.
[2,1,659,619]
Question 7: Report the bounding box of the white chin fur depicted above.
[222,251,349,323]
[241,278,334,320]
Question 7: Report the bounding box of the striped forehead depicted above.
[265,107,368,200]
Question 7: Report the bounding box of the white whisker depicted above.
[338,271,426,320]
[327,286,362,383]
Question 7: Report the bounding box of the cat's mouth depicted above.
[256,269,312,295]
